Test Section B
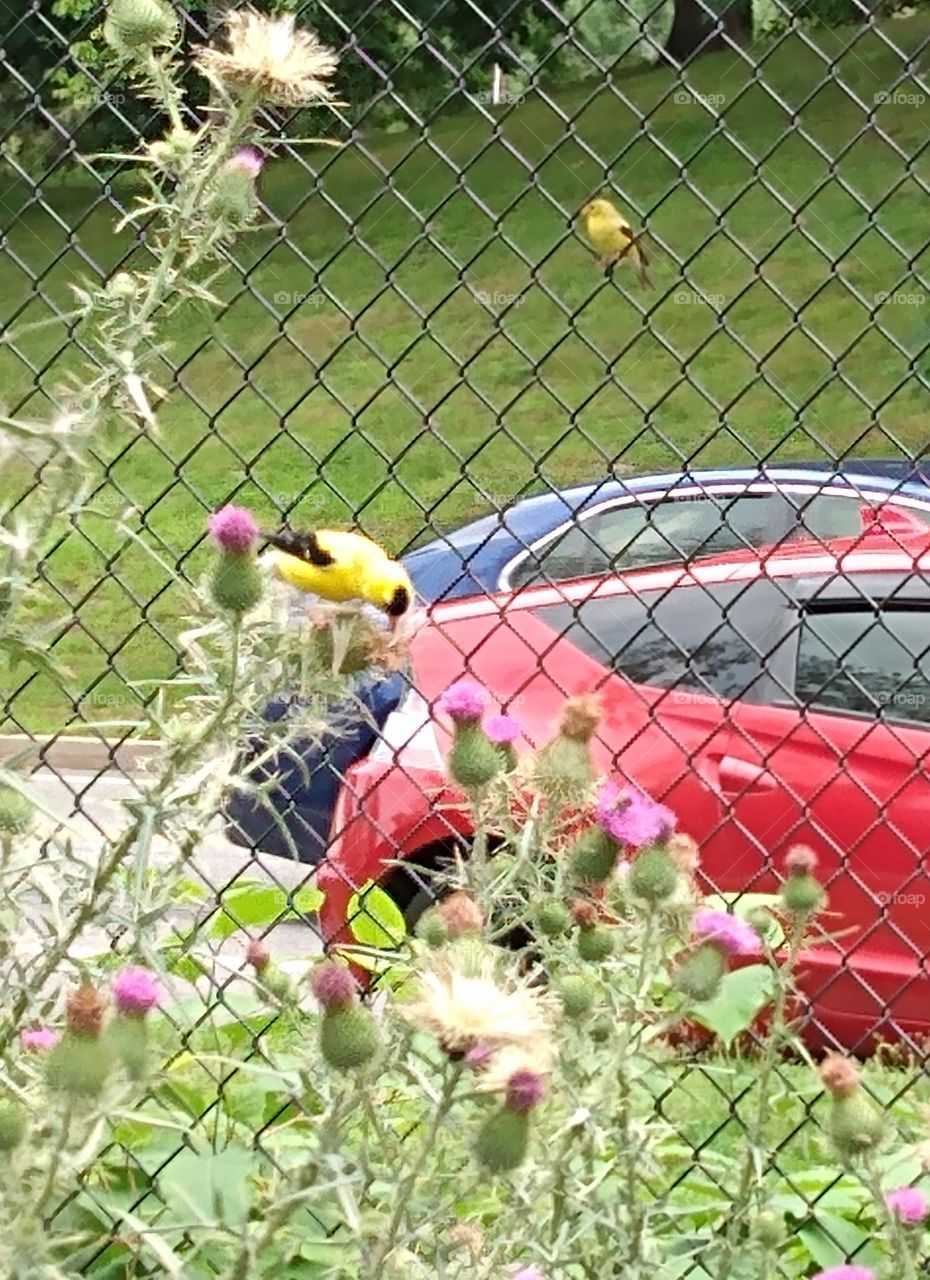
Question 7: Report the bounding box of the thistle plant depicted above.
[0,7,357,1273]
[176,684,927,1280]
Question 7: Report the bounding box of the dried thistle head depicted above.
[196,9,338,106]
[449,1223,484,1261]
[786,844,818,876]
[667,832,700,873]
[438,891,484,938]
[66,985,107,1039]
[819,1052,861,1098]
[398,949,554,1057]
[559,693,602,742]
[570,898,600,929]
[365,623,414,673]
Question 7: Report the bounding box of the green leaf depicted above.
[210,880,324,940]
[294,885,325,915]
[154,1146,257,1226]
[690,964,775,1048]
[797,1213,880,1271]
[347,881,407,949]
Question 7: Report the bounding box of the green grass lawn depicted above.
[2,16,929,732]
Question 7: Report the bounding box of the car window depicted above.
[796,609,930,725]
[783,493,930,543]
[510,492,784,588]
[530,579,781,702]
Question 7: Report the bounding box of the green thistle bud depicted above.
[752,1210,785,1248]
[535,899,572,938]
[320,1005,380,1071]
[674,941,726,1003]
[104,0,178,52]
[47,1035,113,1100]
[829,1090,885,1160]
[448,723,501,791]
[210,554,263,616]
[531,694,600,807]
[0,783,33,837]
[781,874,824,917]
[0,1099,25,1152]
[568,827,617,886]
[747,907,775,940]
[416,909,449,949]
[558,974,597,1019]
[628,845,679,904]
[108,1015,149,1082]
[447,935,495,977]
[532,737,594,809]
[206,166,259,226]
[590,1013,613,1043]
[577,925,614,962]
[475,1107,529,1172]
[147,125,198,173]
[105,272,137,301]
[263,967,294,1001]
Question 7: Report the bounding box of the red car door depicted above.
[709,580,930,1046]
[522,571,786,867]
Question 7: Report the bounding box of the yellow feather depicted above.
[268,528,413,617]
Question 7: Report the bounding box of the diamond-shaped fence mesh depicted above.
[2,0,930,1271]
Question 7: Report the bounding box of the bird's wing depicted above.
[603,204,633,234]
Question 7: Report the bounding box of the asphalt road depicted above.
[26,765,324,971]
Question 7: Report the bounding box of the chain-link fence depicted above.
[2,0,930,1271]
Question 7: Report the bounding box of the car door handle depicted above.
[718,755,775,796]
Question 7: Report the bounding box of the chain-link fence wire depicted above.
[1,0,930,1269]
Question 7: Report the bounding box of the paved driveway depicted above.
[25,765,324,974]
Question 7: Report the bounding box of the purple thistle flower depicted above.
[505,1068,546,1113]
[436,680,488,724]
[812,1269,875,1280]
[228,144,264,177]
[595,780,676,850]
[485,713,522,745]
[511,1269,544,1280]
[20,1027,60,1052]
[885,1185,929,1224]
[693,908,760,957]
[311,961,357,1010]
[112,967,161,1017]
[465,1042,494,1069]
[208,505,259,555]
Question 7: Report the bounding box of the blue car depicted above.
[403,461,930,603]
[227,460,930,863]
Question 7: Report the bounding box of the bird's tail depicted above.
[634,241,653,291]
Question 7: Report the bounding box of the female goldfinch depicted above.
[579,197,653,289]
[262,527,413,622]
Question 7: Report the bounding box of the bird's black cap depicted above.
[386,586,410,617]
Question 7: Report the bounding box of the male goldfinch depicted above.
[262,527,413,622]
[579,197,653,289]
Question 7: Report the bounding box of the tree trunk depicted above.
[664,0,751,62]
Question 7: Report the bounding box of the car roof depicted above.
[408,463,930,555]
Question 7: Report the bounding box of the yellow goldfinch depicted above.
[262,527,413,622]
[579,197,653,289]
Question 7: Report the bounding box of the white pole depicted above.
[492,62,502,106]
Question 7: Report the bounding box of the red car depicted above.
[318,511,930,1052]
